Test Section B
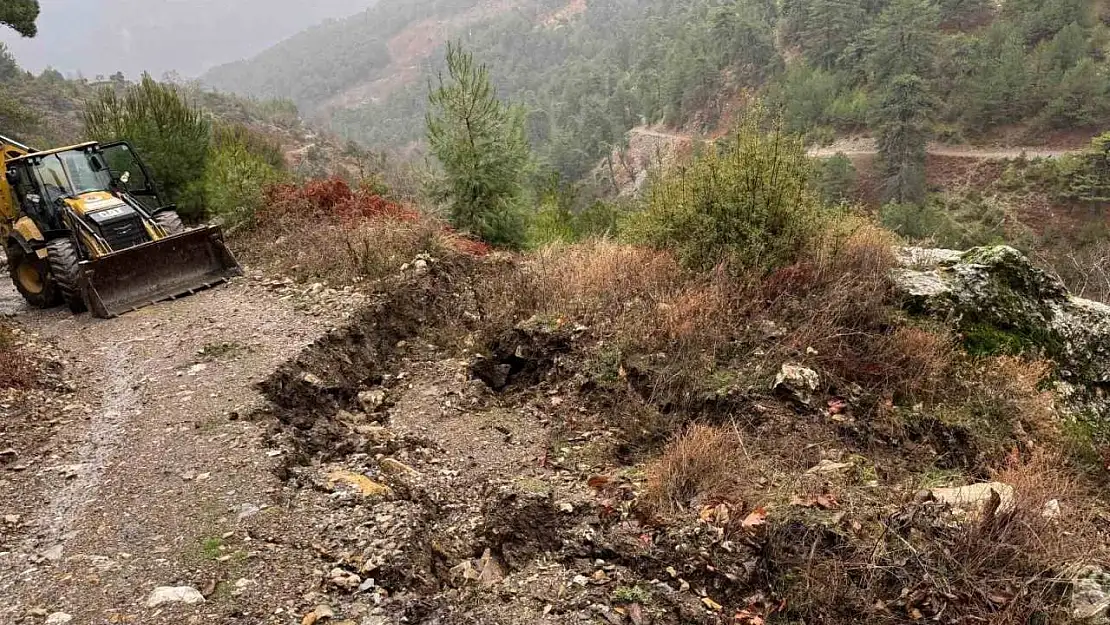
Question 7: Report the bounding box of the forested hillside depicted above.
[203,0,1110,179]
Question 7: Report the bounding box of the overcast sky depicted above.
[0,0,374,79]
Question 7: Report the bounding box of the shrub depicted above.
[203,126,286,229]
[84,74,211,220]
[880,194,1007,249]
[235,177,484,284]
[622,111,827,273]
[813,153,858,204]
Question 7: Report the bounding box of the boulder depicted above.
[893,245,1110,430]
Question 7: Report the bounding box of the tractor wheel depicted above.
[45,238,87,314]
[153,210,185,235]
[6,242,61,308]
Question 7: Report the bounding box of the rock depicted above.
[412,259,429,276]
[358,389,386,412]
[477,548,505,587]
[327,470,393,500]
[805,459,853,475]
[329,567,362,590]
[772,364,820,405]
[301,372,326,388]
[41,544,64,562]
[892,246,1110,427]
[303,604,336,625]
[1043,498,1062,519]
[45,613,73,624]
[929,482,1014,512]
[1072,565,1110,620]
[0,448,17,462]
[379,458,418,477]
[145,586,205,607]
[354,426,395,444]
[3,514,19,524]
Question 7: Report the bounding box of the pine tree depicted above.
[0,0,39,37]
[426,43,531,248]
[876,74,932,204]
[84,75,211,220]
[798,0,866,70]
[866,0,940,82]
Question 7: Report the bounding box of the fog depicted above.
[0,0,375,79]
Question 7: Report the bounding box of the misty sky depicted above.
[0,0,375,79]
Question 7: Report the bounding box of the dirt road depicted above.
[626,127,1081,160]
[0,267,597,625]
[0,275,349,623]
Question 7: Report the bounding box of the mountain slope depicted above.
[203,0,1110,181]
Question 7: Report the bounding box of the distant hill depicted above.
[202,0,1110,181]
[0,0,376,78]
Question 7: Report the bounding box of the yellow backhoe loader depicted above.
[1,134,241,318]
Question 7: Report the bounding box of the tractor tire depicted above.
[153,210,185,235]
[6,242,61,308]
[45,238,87,314]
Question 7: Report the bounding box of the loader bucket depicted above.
[79,226,242,318]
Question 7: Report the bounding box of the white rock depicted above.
[145,586,205,607]
[45,613,73,624]
[806,459,853,475]
[772,364,820,405]
[1043,498,1061,519]
[930,482,1014,512]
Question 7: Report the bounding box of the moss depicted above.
[961,323,1029,356]
[613,585,653,604]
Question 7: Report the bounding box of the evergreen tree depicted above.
[426,43,531,248]
[0,0,38,37]
[798,0,866,70]
[866,0,940,82]
[84,75,211,220]
[876,74,933,204]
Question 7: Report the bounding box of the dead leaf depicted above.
[741,508,767,531]
[587,475,611,490]
[816,494,838,509]
[827,398,848,414]
[702,597,723,611]
[734,609,765,625]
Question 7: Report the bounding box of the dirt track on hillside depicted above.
[626,128,1082,160]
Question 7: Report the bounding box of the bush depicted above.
[235,177,486,284]
[83,74,211,220]
[813,153,858,204]
[622,112,828,273]
[880,194,1007,249]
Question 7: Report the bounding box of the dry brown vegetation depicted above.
[232,178,488,283]
[766,451,1106,624]
[644,424,745,514]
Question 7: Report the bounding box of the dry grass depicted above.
[769,450,1107,624]
[643,424,745,514]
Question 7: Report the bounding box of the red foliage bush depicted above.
[262,177,418,224]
